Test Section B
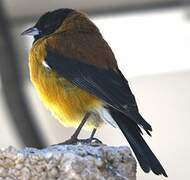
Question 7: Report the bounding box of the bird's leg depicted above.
[59,112,91,145]
[57,112,102,145]
[90,128,97,139]
[78,128,102,144]
[89,128,102,143]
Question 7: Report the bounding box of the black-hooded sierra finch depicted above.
[22,8,167,177]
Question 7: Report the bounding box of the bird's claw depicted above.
[57,137,102,146]
[78,137,102,144]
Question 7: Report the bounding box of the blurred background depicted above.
[0,0,190,179]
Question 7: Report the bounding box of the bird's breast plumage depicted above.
[29,39,103,129]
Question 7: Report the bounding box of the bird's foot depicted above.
[57,137,78,145]
[78,137,102,145]
[56,137,102,146]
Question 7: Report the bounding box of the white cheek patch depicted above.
[42,60,51,70]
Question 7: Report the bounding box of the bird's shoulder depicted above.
[45,30,118,69]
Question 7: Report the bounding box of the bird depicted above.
[21,8,167,177]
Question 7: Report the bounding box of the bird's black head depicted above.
[21,8,74,41]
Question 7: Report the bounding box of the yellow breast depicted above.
[29,40,103,129]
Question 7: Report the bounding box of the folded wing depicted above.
[45,48,152,133]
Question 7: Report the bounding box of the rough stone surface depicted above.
[0,145,136,180]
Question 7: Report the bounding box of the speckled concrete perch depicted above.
[0,145,136,180]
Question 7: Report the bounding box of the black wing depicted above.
[45,49,152,132]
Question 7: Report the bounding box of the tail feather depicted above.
[127,111,152,133]
[109,107,168,177]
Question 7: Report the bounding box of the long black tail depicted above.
[109,107,167,177]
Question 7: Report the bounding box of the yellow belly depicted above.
[30,63,103,129]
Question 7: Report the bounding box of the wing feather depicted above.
[45,49,152,132]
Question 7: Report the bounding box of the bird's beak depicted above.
[21,27,40,36]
